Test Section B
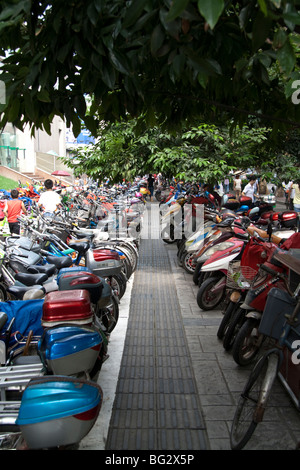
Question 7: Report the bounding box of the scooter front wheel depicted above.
[196,275,226,311]
[232,317,264,366]
[217,300,240,340]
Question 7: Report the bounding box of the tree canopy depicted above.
[1,0,300,136]
[62,119,300,184]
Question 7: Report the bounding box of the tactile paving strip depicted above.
[105,205,209,450]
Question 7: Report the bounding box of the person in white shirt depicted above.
[242,178,258,204]
[38,179,61,216]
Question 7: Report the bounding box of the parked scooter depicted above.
[230,250,300,450]
[230,231,300,366]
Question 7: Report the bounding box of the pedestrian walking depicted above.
[224,176,230,193]
[3,189,27,234]
[233,175,242,199]
[147,173,155,202]
[286,181,295,209]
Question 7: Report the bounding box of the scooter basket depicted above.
[16,376,102,449]
[226,261,258,289]
[259,288,297,340]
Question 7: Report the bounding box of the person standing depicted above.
[147,173,155,202]
[290,181,300,213]
[286,181,294,209]
[224,176,230,193]
[38,179,61,216]
[233,175,242,199]
[241,178,258,205]
[4,189,27,234]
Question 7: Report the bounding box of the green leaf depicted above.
[277,38,296,75]
[7,98,20,121]
[252,10,272,51]
[123,0,149,28]
[37,89,51,102]
[197,0,224,29]
[101,63,116,89]
[166,0,190,21]
[151,24,165,56]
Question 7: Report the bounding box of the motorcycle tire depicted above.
[177,244,186,267]
[196,275,226,311]
[0,283,7,302]
[232,317,264,366]
[217,300,240,340]
[222,307,246,351]
[182,251,196,274]
[99,295,119,334]
[193,262,203,285]
[161,224,177,243]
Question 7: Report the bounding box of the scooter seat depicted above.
[68,240,90,254]
[8,285,43,299]
[46,255,73,269]
[14,272,48,286]
[27,264,57,277]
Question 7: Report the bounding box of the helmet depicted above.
[140,187,148,195]
[135,192,142,199]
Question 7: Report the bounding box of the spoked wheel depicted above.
[196,275,226,311]
[232,318,264,366]
[230,351,279,450]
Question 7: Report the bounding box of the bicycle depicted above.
[230,249,300,450]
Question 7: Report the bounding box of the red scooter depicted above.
[230,232,300,366]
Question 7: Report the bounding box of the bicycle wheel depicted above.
[230,351,279,450]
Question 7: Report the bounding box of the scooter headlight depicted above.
[196,241,235,264]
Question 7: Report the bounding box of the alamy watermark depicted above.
[94,203,205,240]
[291,80,300,105]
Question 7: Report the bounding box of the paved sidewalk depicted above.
[84,201,300,451]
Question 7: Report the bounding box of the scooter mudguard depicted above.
[245,310,262,320]
[38,326,102,375]
[16,376,102,449]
